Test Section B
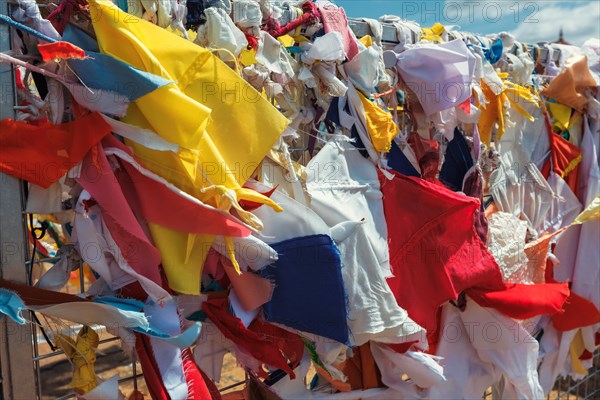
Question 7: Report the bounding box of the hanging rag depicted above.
[0,112,112,188]
[259,234,349,344]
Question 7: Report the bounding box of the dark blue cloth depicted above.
[185,0,206,29]
[439,128,474,192]
[326,97,342,126]
[469,38,503,65]
[388,140,421,177]
[260,234,349,344]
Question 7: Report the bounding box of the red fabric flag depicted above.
[78,142,164,288]
[0,112,111,188]
[552,291,600,331]
[468,283,570,320]
[248,319,305,368]
[380,170,504,338]
[202,297,299,378]
[37,41,86,62]
[407,134,440,181]
[544,255,599,332]
[99,135,251,237]
[540,113,581,194]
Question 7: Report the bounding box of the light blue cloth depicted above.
[66,55,172,101]
[0,16,171,102]
[93,296,201,348]
[63,24,99,52]
[62,25,172,101]
[0,288,27,324]
[0,14,57,43]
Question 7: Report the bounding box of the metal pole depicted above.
[0,1,39,398]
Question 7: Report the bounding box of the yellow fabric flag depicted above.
[571,196,600,226]
[240,47,257,66]
[548,102,573,132]
[359,35,373,48]
[89,0,288,192]
[421,23,445,42]
[357,92,399,153]
[88,0,288,293]
[55,326,99,395]
[278,35,295,47]
[478,76,538,145]
[569,330,589,376]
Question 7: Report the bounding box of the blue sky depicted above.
[335,0,600,46]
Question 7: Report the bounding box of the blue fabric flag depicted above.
[93,296,201,348]
[63,25,172,101]
[0,288,27,324]
[260,234,349,344]
[388,140,421,177]
[484,38,503,64]
[439,128,474,192]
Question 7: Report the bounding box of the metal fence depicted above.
[482,350,600,399]
[0,2,598,399]
[551,357,600,400]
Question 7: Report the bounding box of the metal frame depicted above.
[0,0,38,397]
[0,4,147,396]
[0,4,595,400]
[347,17,562,62]
[0,4,251,393]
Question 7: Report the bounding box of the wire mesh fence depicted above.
[482,349,600,399]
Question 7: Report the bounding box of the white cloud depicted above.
[511,2,600,46]
[441,0,551,29]
[440,1,598,46]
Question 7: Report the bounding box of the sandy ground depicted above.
[38,341,598,400]
[39,337,596,400]
[32,291,596,399]
[39,340,247,399]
